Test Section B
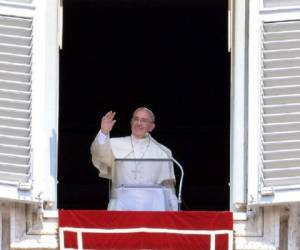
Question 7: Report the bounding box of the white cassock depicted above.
[91,131,178,211]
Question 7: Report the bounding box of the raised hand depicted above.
[100,111,116,135]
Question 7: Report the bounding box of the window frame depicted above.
[0,0,59,207]
[247,0,300,206]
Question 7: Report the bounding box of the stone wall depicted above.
[1,202,300,250]
[234,204,300,250]
[0,202,57,250]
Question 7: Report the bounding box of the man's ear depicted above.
[149,123,155,132]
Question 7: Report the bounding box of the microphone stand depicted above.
[146,133,184,211]
[169,157,184,210]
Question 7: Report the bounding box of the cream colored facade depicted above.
[1,0,300,249]
[0,0,60,249]
[231,0,300,249]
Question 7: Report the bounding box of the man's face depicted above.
[131,109,155,138]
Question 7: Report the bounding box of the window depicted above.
[248,1,300,205]
[0,1,60,207]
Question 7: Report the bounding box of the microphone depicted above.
[146,133,184,210]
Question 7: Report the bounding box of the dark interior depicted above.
[58,0,230,210]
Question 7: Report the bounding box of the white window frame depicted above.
[0,0,60,208]
[231,0,300,210]
[247,1,300,205]
[230,0,248,211]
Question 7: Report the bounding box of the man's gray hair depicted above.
[133,107,155,122]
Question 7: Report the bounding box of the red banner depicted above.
[59,210,233,250]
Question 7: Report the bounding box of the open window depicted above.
[58,0,230,210]
[248,0,300,205]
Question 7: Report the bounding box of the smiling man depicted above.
[90,107,178,211]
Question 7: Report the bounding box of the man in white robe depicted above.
[91,107,178,211]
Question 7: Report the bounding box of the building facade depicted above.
[0,0,300,249]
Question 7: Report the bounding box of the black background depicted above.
[58,0,230,210]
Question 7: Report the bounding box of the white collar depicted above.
[131,134,149,144]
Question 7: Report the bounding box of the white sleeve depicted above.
[90,131,115,179]
[97,130,109,144]
[164,188,179,211]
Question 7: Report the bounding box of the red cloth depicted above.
[59,210,233,250]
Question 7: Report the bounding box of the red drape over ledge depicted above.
[59,210,233,250]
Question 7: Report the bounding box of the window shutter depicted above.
[0,2,37,202]
[0,1,59,205]
[248,1,300,205]
[0,0,33,5]
[262,20,300,189]
[0,14,32,189]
